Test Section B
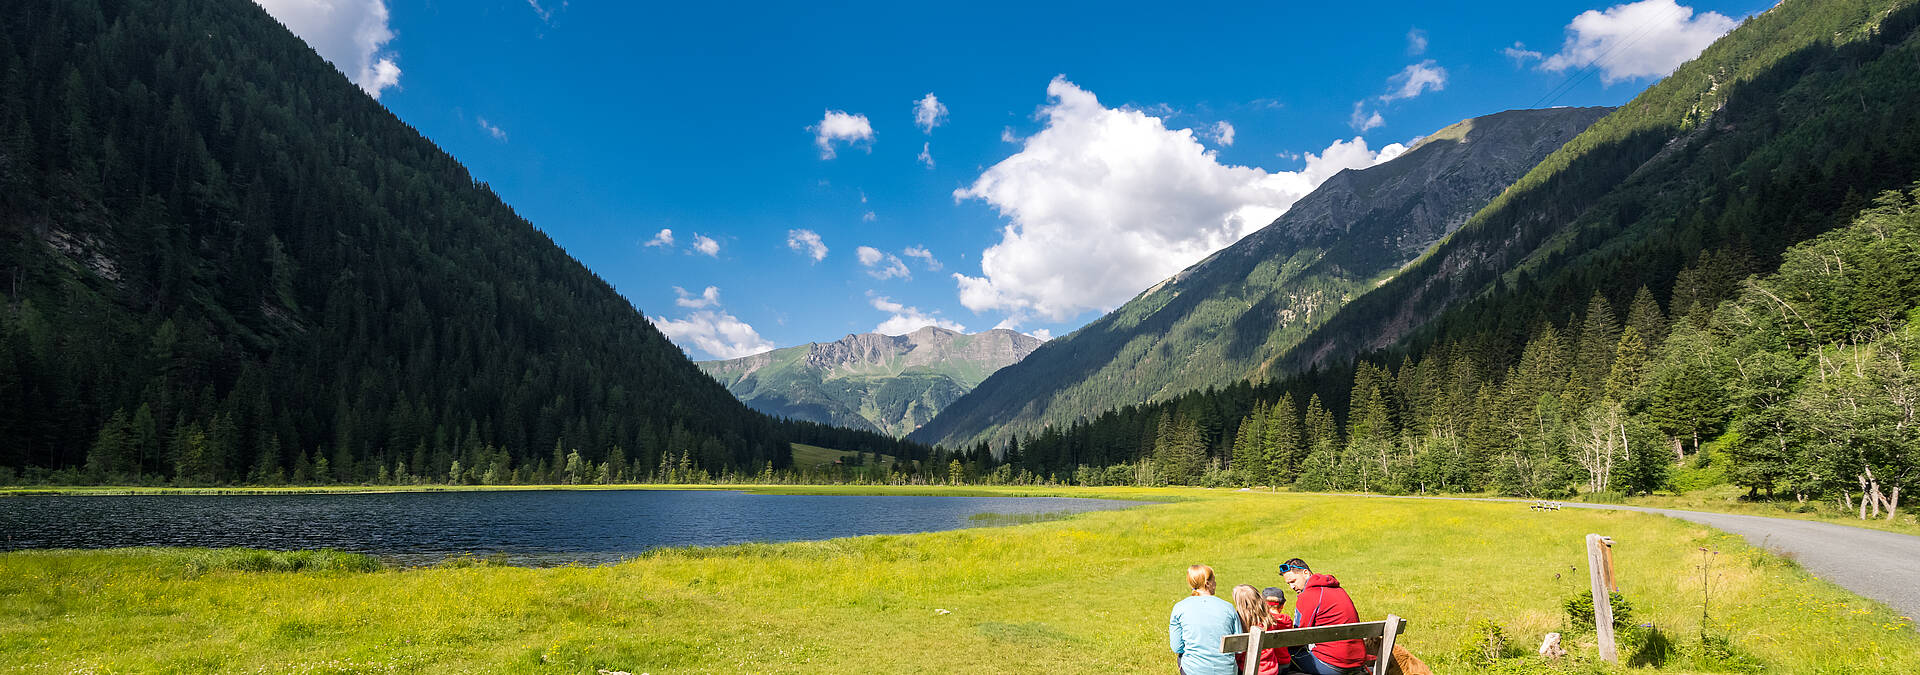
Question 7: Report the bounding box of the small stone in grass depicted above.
[935,608,951,615]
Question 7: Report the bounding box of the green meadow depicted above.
[3,487,1916,673]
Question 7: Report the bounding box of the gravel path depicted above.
[1553,502,1920,620]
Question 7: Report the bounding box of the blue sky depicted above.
[256,0,1775,360]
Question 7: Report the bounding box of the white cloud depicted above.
[953,76,1409,323]
[857,246,911,280]
[691,234,720,257]
[918,142,935,169]
[1027,328,1053,341]
[903,245,942,271]
[1539,0,1736,85]
[786,229,827,262]
[526,0,562,23]
[862,211,877,222]
[649,309,775,360]
[870,294,965,335]
[1350,102,1385,131]
[1407,28,1428,55]
[810,110,874,159]
[645,228,675,248]
[1209,121,1236,147]
[1001,127,1020,144]
[673,286,722,309]
[254,0,402,98]
[478,116,507,141]
[1380,60,1448,101]
[914,93,949,133]
[1504,41,1544,63]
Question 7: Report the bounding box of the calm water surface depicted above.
[0,490,1135,565]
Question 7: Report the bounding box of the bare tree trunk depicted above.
[1859,474,1871,520]
[1885,486,1901,522]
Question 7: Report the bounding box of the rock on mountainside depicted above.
[700,327,1043,437]
[911,107,1611,449]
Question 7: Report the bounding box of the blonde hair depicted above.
[1186,564,1217,594]
[1233,584,1276,629]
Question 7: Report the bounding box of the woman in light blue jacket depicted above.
[1169,564,1242,674]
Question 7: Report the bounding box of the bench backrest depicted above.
[1220,615,1406,675]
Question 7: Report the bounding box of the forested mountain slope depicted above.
[1281,0,1920,374]
[0,0,923,485]
[924,0,1920,498]
[699,327,1041,437]
[913,107,1610,449]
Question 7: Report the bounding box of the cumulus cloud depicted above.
[870,294,965,335]
[913,93,948,133]
[953,76,1410,323]
[810,110,874,159]
[857,246,911,280]
[691,234,720,257]
[673,285,722,309]
[903,245,942,271]
[918,142,935,169]
[1539,0,1736,85]
[1380,60,1448,101]
[649,310,775,360]
[254,0,402,98]
[644,228,675,248]
[786,229,827,262]
[1208,121,1236,147]
[478,117,507,141]
[1027,328,1053,341]
[1406,28,1428,55]
[1350,102,1385,131]
[649,285,773,359]
[1001,127,1020,144]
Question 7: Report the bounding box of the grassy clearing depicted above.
[2,487,1916,673]
[1623,484,1920,535]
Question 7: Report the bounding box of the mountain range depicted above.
[699,327,1042,437]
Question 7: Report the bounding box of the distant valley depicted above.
[699,327,1042,437]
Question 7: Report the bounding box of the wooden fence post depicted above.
[1587,533,1618,663]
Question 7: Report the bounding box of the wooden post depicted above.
[1243,626,1264,675]
[1373,615,1402,675]
[1587,533,1618,664]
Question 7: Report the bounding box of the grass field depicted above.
[2,486,1916,673]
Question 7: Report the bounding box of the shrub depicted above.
[1581,491,1626,504]
[1564,591,1634,631]
[1455,618,1509,666]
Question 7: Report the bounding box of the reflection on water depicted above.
[0,490,1134,565]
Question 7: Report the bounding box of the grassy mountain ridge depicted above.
[912,107,1611,449]
[0,0,925,484]
[700,327,1041,437]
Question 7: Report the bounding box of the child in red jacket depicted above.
[1231,585,1292,675]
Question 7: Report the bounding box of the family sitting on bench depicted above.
[1169,559,1365,675]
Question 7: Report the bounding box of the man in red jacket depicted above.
[1280,558,1365,675]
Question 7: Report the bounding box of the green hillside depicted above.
[0,0,924,485]
[913,107,1610,449]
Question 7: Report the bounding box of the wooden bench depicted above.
[1220,615,1408,675]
